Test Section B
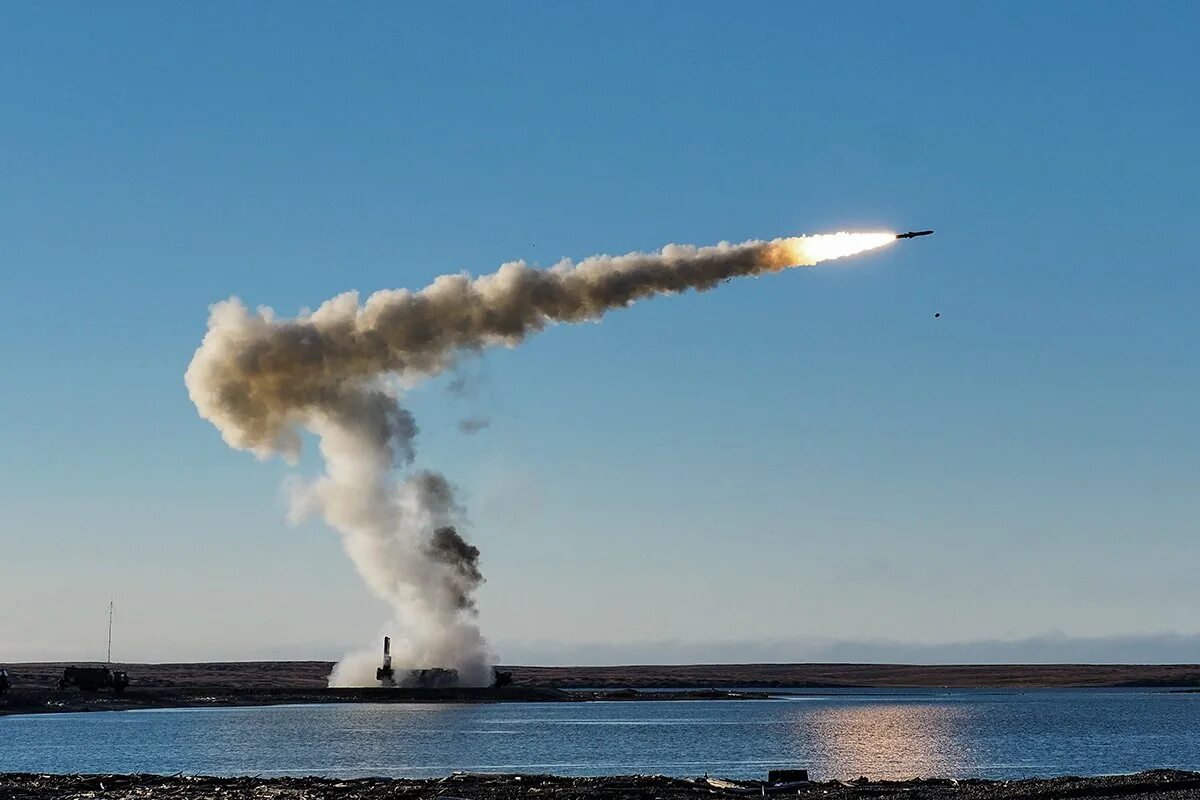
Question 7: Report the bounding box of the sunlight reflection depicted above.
[801,702,973,779]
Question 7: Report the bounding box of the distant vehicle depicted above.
[0,668,10,695]
[59,666,129,693]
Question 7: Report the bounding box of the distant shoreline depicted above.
[0,685,770,717]
[5,660,1200,690]
[3,661,1199,718]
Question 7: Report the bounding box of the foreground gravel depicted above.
[2,770,1200,800]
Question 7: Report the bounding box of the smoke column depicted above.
[185,231,894,685]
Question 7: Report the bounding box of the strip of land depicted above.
[504,663,1200,688]
[0,685,765,717]
[6,661,1200,690]
[4,661,1199,717]
[3,770,1200,800]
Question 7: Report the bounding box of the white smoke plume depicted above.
[185,232,894,686]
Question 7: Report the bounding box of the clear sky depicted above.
[2,2,1198,665]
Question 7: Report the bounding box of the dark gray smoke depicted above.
[427,526,484,612]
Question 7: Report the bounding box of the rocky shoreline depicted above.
[2,770,1200,800]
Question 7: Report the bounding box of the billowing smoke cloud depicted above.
[185,232,893,686]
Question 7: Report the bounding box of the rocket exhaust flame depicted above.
[184,231,893,686]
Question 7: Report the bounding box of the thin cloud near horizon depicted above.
[7,632,1200,666]
[494,632,1200,667]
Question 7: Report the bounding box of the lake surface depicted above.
[4,689,1200,780]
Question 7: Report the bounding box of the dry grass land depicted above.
[5,661,334,689]
[508,663,1200,688]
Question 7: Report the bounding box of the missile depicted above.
[896,230,934,239]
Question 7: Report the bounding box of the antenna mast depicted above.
[107,600,114,664]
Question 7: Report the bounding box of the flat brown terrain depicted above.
[508,663,1200,688]
[3,770,1200,800]
[4,661,335,689]
[6,661,1200,691]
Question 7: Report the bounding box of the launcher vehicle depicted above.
[59,666,129,693]
[374,636,515,689]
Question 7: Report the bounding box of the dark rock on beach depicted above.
[3,770,1200,800]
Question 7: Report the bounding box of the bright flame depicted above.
[781,231,896,266]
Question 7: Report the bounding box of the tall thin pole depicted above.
[107,600,113,664]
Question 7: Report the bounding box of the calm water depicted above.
[3,689,1200,780]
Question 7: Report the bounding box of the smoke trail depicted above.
[185,232,893,685]
[457,415,491,435]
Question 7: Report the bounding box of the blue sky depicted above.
[2,2,1198,664]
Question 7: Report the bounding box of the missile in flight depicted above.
[896,230,934,239]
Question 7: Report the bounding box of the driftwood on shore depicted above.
[2,771,1200,800]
